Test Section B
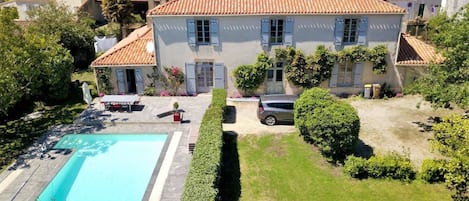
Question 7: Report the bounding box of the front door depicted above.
[196,62,213,93]
[126,69,136,94]
[266,62,284,94]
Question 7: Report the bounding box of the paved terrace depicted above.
[0,95,211,201]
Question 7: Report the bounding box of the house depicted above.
[0,0,48,21]
[386,0,442,21]
[441,0,469,17]
[395,33,444,87]
[91,25,155,95]
[147,0,407,96]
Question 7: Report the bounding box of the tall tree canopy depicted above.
[412,5,469,108]
[0,7,73,116]
[27,2,95,70]
[101,0,134,37]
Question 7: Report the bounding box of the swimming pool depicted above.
[37,134,168,201]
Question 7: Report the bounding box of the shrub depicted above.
[294,87,336,141]
[344,153,416,181]
[344,156,368,179]
[419,159,448,183]
[366,153,416,181]
[232,53,271,95]
[295,88,360,161]
[181,89,226,201]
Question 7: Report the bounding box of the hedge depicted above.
[181,89,226,201]
[419,159,448,183]
[344,153,416,181]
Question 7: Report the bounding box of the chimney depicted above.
[148,0,155,10]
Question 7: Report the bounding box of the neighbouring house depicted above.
[147,0,407,96]
[386,0,442,21]
[0,0,48,21]
[395,33,444,87]
[441,0,469,16]
[91,25,156,95]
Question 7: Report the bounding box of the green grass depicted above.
[236,133,451,201]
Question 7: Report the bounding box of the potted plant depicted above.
[173,101,182,122]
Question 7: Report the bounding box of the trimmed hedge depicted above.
[419,159,448,183]
[181,89,226,201]
[295,88,360,161]
[344,153,416,181]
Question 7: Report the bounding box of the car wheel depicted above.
[264,116,277,126]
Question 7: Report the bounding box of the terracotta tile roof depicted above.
[91,25,156,67]
[397,33,444,65]
[148,0,405,16]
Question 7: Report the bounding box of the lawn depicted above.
[226,133,451,201]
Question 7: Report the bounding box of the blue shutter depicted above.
[187,19,196,47]
[261,18,269,47]
[334,18,344,46]
[210,19,219,46]
[213,63,225,88]
[116,69,125,94]
[353,63,364,88]
[329,64,339,88]
[185,63,196,94]
[357,17,368,46]
[135,68,144,95]
[284,17,294,46]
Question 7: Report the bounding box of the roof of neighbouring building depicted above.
[91,25,156,67]
[396,33,444,65]
[148,0,406,16]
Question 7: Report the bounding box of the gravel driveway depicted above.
[222,100,296,136]
[223,95,465,167]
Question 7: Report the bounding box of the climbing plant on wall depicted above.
[233,53,272,95]
[96,67,113,94]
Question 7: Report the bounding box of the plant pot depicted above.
[173,112,182,122]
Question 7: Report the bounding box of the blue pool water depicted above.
[37,134,168,201]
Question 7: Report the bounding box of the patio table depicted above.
[101,95,139,112]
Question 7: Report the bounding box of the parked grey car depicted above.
[257,95,297,126]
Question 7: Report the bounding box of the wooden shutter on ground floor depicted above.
[135,68,144,95]
[214,63,225,89]
[116,69,125,94]
[329,64,339,88]
[185,63,196,94]
[353,63,364,88]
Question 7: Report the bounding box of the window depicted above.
[343,18,358,43]
[267,103,294,110]
[337,63,355,87]
[196,19,210,44]
[270,19,284,44]
[418,4,425,17]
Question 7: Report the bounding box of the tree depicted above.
[411,4,469,108]
[101,0,134,38]
[432,114,469,200]
[27,2,95,70]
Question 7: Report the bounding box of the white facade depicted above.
[152,14,404,96]
[441,0,469,16]
[387,0,442,21]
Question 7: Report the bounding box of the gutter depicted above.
[148,12,406,17]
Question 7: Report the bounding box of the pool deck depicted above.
[0,95,211,201]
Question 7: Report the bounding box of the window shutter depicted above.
[185,63,196,94]
[116,69,125,94]
[334,18,344,46]
[329,64,339,88]
[213,63,225,89]
[284,17,294,46]
[357,17,368,46]
[187,19,196,47]
[353,63,364,88]
[261,18,269,47]
[210,19,219,46]
[135,68,144,95]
